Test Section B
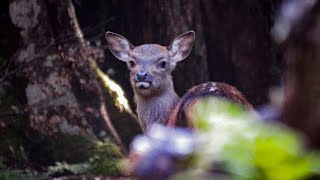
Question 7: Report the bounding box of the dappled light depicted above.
[92,61,133,114]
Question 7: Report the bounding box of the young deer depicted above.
[105,31,253,132]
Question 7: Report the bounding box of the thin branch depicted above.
[67,0,127,153]
[100,102,127,153]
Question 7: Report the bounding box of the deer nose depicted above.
[135,70,148,81]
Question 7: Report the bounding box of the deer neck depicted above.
[134,87,180,132]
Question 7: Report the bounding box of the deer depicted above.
[105,31,254,132]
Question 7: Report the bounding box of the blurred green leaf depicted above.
[184,97,320,180]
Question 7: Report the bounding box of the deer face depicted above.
[105,31,195,97]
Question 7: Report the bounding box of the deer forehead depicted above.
[131,44,168,63]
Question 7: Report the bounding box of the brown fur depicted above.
[167,82,254,127]
[129,44,179,131]
[135,87,179,132]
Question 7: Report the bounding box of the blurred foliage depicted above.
[0,169,43,180]
[0,155,43,180]
[0,83,17,113]
[0,56,7,70]
[0,116,31,168]
[47,139,124,176]
[174,98,320,180]
[0,114,124,179]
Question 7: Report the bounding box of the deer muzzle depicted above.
[134,70,153,89]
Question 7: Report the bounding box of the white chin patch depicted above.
[136,82,151,89]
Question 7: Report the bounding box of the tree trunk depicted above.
[8,0,140,146]
[281,3,320,148]
[201,0,283,105]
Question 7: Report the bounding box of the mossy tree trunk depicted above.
[7,0,140,146]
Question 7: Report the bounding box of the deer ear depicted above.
[168,31,195,62]
[105,31,134,62]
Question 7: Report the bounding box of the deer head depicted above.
[105,31,195,97]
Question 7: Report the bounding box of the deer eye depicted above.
[159,60,167,69]
[128,60,135,68]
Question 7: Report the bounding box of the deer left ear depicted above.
[105,31,134,62]
[168,31,195,62]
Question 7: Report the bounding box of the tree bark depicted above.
[8,0,140,146]
[201,0,283,105]
[281,3,320,148]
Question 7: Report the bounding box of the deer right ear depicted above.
[105,31,134,62]
[168,31,195,62]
